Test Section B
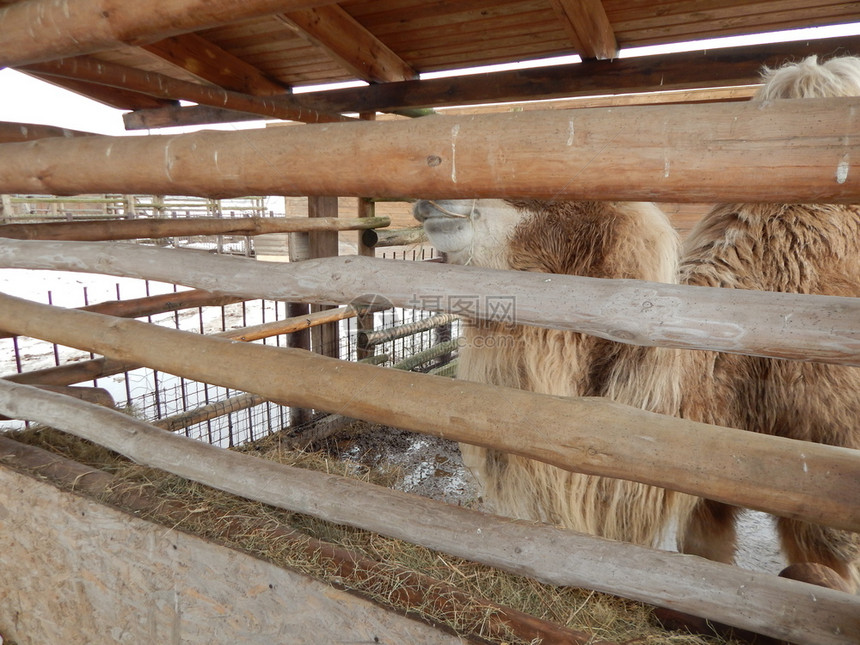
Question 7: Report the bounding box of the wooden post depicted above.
[286,200,313,427]
[308,196,340,360]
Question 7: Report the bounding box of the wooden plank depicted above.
[0,0,341,67]
[0,289,858,535]
[2,96,860,204]
[122,105,269,130]
[2,241,860,368]
[142,33,289,96]
[0,435,603,645]
[277,4,417,83]
[0,457,464,644]
[0,380,857,645]
[22,56,348,124]
[550,0,618,59]
[0,215,390,241]
[296,35,860,113]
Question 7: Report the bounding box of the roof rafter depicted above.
[549,0,618,60]
[21,56,349,124]
[0,0,341,67]
[276,4,417,83]
[141,33,290,96]
[23,72,178,111]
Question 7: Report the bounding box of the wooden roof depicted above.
[1,0,860,131]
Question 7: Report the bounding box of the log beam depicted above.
[0,291,858,536]
[295,35,860,114]
[276,4,417,83]
[550,0,617,60]
[1,242,859,367]
[142,33,289,96]
[0,121,96,144]
[21,56,348,124]
[0,372,858,645]
[122,105,266,130]
[0,216,390,241]
[0,0,339,67]
[0,97,857,203]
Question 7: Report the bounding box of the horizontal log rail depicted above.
[0,216,390,241]
[0,380,856,645]
[0,288,244,340]
[1,240,858,366]
[0,121,95,144]
[0,291,857,535]
[0,98,859,202]
[1,302,367,385]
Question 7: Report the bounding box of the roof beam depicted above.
[276,4,417,83]
[0,0,340,67]
[293,35,860,114]
[141,33,290,96]
[549,0,617,60]
[21,56,349,124]
[123,105,268,131]
[23,71,179,111]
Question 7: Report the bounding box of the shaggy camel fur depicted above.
[678,55,860,589]
[414,198,695,546]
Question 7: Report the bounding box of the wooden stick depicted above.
[362,226,427,248]
[358,312,458,348]
[0,0,336,67]
[23,57,348,125]
[0,292,857,534]
[152,392,265,432]
[0,381,855,645]
[2,240,858,366]
[0,216,389,241]
[0,435,613,645]
[1,98,859,202]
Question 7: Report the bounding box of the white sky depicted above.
[0,22,859,137]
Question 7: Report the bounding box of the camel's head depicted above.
[412,199,523,268]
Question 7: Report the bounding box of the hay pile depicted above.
[6,424,741,645]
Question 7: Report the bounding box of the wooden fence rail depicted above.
[0,98,858,202]
[0,215,389,241]
[1,239,858,366]
[0,379,856,645]
[0,291,857,534]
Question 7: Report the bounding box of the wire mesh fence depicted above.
[1,250,459,448]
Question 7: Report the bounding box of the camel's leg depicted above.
[679,499,739,564]
[776,517,860,592]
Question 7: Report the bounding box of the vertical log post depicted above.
[286,199,313,427]
[356,113,378,361]
[308,196,340,359]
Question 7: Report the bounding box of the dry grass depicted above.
[8,425,739,645]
